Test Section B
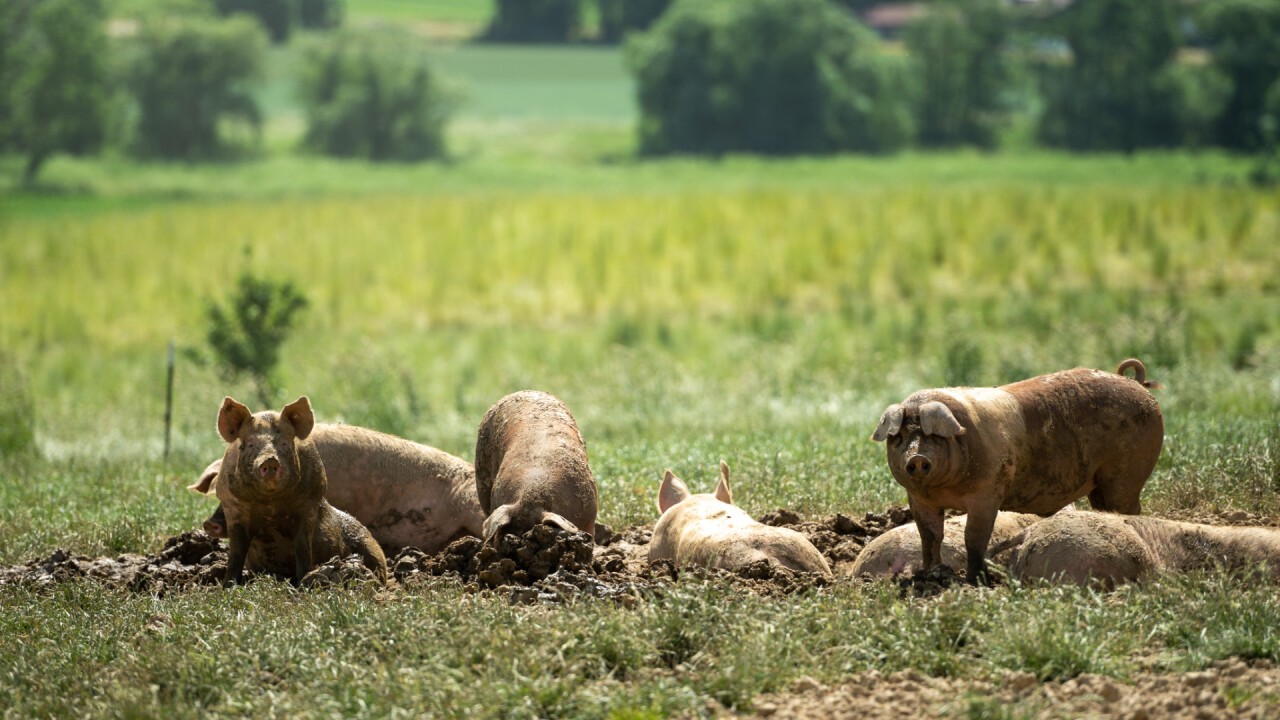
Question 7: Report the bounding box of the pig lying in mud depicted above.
[649,462,833,578]
[851,512,1044,578]
[192,424,484,555]
[215,396,387,586]
[871,358,1163,584]
[474,390,598,545]
[1009,512,1280,587]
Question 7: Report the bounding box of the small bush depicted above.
[486,0,583,43]
[299,28,456,162]
[627,0,914,157]
[215,0,294,44]
[206,271,308,408]
[298,0,343,29]
[597,0,671,43]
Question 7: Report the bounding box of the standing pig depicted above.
[215,396,388,586]
[192,424,484,555]
[649,462,832,577]
[474,390,597,545]
[870,358,1163,584]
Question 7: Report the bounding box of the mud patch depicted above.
[300,554,384,589]
[0,531,226,594]
[743,659,1280,719]
[760,506,914,574]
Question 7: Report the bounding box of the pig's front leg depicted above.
[225,523,250,587]
[909,496,945,571]
[292,508,319,584]
[964,501,1000,586]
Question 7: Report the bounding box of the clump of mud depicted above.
[300,554,384,589]
[759,506,913,574]
[895,564,966,598]
[0,531,226,594]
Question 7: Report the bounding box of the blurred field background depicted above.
[2,0,1280,717]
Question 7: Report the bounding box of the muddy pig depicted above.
[474,390,598,545]
[192,424,484,555]
[215,396,387,586]
[649,462,833,577]
[1010,512,1280,587]
[871,358,1163,584]
[850,512,1045,578]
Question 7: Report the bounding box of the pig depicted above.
[191,424,484,555]
[1009,512,1280,587]
[871,358,1163,584]
[850,511,1045,578]
[215,396,387,586]
[474,390,598,545]
[649,462,833,578]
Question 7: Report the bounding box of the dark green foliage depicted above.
[126,16,266,160]
[0,0,108,185]
[486,0,583,43]
[299,29,455,162]
[298,0,343,29]
[905,0,1012,149]
[0,353,36,457]
[215,0,295,44]
[206,272,308,408]
[1252,78,1280,184]
[1036,0,1182,152]
[598,0,672,43]
[1198,0,1280,150]
[627,0,914,156]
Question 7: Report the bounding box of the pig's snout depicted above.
[256,456,281,480]
[905,454,933,479]
[204,518,226,538]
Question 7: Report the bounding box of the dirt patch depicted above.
[760,506,914,576]
[744,659,1280,719]
[0,531,225,595]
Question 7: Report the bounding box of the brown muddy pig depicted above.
[649,462,833,577]
[871,358,1163,584]
[192,424,484,555]
[215,396,387,586]
[1010,512,1280,587]
[474,390,598,545]
[850,511,1044,578]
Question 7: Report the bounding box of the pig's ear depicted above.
[715,460,733,505]
[281,396,315,440]
[658,470,691,514]
[920,401,965,438]
[540,511,581,534]
[187,459,223,495]
[218,397,252,443]
[871,404,904,442]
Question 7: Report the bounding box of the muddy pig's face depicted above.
[871,401,966,489]
[217,396,315,498]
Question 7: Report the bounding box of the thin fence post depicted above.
[164,340,175,464]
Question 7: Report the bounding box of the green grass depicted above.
[348,0,495,25]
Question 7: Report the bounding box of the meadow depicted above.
[2,6,1280,714]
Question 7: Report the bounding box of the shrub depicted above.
[299,0,343,29]
[1035,0,1183,152]
[627,0,915,156]
[206,271,308,408]
[126,16,266,160]
[0,0,109,184]
[904,0,1013,149]
[485,0,583,43]
[215,0,294,44]
[597,0,672,43]
[299,28,456,162]
[1198,0,1280,150]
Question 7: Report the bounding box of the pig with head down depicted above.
[871,358,1163,584]
[215,396,387,586]
[649,462,832,578]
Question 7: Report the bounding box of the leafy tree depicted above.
[1035,0,1183,152]
[206,272,308,408]
[1198,0,1280,150]
[299,29,456,162]
[299,0,343,29]
[904,0,1012,149]
[0,0,108,185]
[215,0,295,44]
[627,0,915,156]
[598,0,672,43]
[486,0,583,43]
[126,16,266,160]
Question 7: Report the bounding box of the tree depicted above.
[904,0,1012,149]
[1035,0,1185,152]
[215,0,296,44]
[0,0,108,185]
[1198,0,1280,150]
[485,0,583,43]
[206,272,308,409]
[299,0,344,29]
[597,0,672,43]
[299,29,457,162]
[126,16,266,160]
[627,0,915,157]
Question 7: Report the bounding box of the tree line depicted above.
[2,0,1279,185]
